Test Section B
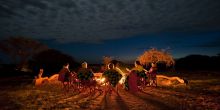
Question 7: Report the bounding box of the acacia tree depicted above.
[138,48,175,67]
[0,37,48,69]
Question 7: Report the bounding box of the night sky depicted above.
[0,0,220,63]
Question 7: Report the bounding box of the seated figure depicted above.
[77,62,95,90]
[125,61,148,92]
[58,63,71,91]
[148,63,157,86]
[34,68,49,86]
[102,63,122,94]
[77,62,94,81]
[58,63,71,83]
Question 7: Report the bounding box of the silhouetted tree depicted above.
[32,49,79,76]
[175,54,220,71]
[138,48,175,67]
[0,37,48,69]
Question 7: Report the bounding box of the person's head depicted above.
[107,63,115,69]
[64,63,69,68]
[111,60,119,67]
[135,60,141,67]
[151,63,157,68]
[39,68,44,73]
[82,62,87,68]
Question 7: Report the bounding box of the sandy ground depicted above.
[0,75,220,110]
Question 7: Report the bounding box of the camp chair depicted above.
[148,73,157,87]
[136,72,148,90]
[60,71,80,92]
[76,75,99,94]
[67,72,81,92]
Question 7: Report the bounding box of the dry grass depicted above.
[0,71,219,110]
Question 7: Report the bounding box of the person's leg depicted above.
[114,85,119,95]
[104,82,110,94]
[64,81,70,92]
[153,74,157,87]
[114,84,117,92]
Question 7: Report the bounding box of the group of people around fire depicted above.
[56,60,157,94]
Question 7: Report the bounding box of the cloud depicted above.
[0,0,220,43]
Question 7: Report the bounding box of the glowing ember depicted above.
[100,77,105,83]
[94,77,107,86]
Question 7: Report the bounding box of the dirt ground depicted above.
[0,72,220,110]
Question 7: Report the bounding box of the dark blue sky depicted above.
[0,0,220,63]
[40,31,220,63]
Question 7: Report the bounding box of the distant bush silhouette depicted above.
[175,54,220,71]
[32,49,79,76]
[0,63,35,77]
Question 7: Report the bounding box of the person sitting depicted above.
[148,63,158,86]
[58,63,71,90]
[126,61,148,92]
[77,62,95,90]
[77,62,94,80]
[130,61,148,78]
[34,68,49,86]
[111,60,126,85]
[102,63,122,95]
[38,68,44,79]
